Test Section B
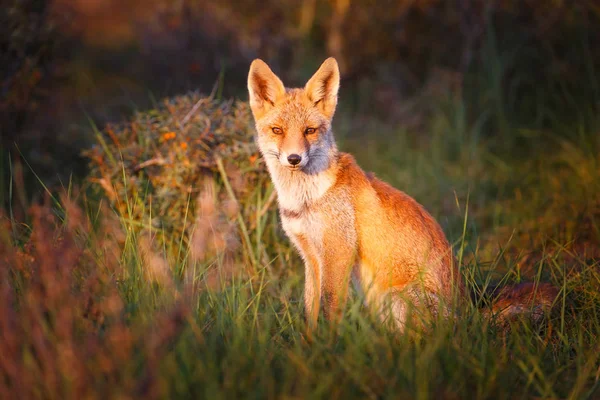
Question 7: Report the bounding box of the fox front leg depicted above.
[290,234,322,331]
[303,258,321,330]
[320,243,355,326]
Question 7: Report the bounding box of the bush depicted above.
[84,92,274,267]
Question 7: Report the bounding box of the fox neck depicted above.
[265,143,340,213]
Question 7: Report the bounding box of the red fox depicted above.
[247,57,558,331]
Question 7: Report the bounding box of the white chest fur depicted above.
[281,214,307,236]
[281,210,323,237]
[280,211,326,262]
[266,162,336,212]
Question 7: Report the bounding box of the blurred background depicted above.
[2,0,599,204]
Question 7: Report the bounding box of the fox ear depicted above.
[304,57,340,119]
[248,59,286,119]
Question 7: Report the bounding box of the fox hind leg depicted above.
[383,285,447,332]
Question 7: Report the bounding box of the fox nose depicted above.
[287,154,302,166]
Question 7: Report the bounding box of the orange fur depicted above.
[247,58,557,331]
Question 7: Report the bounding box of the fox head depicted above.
[247,58,340,173]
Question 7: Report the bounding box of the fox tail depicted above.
[473,282,560,325]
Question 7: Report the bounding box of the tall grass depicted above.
[2,68,600,398]
[3,127,599,399]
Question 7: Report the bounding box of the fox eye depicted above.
[305,127,316,135]
[272,127,283,135]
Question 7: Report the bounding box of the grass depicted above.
[1,88,600,399]
[3,8,599,398]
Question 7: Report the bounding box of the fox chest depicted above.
[280,210,323,241]
[279,196,356,254]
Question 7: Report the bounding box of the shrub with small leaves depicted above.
[84,92,273,265]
